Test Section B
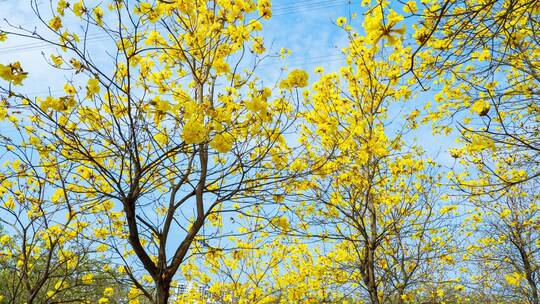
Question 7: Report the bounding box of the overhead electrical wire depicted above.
[273,0,351,15]
[21,52,345,96]
[1,0,352,31]
[1,1,351,95]
[0,0,353,55]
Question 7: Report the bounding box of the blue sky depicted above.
[0,1,467,288]
[0,0,460,179]
[0,1,353,94]
[0,0,360,261]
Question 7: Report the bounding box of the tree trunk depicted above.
[155,280,171,304]
[522,252,539,304]
[367,243,380,304]
[517,236,539,304]
[368,193,380,304]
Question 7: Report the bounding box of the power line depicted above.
[21,53,345,96]
[273,1,350,17]
[0,34,113,55]
[1,0,338,29]
[273,0,349,12]
[0,0,353,55]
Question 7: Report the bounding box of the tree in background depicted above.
[457,170,540,304]
[180,208,343,304]
[0,135,126,303]
[279,10,458,304]
[405,0,540,302]
[410,0,540,190]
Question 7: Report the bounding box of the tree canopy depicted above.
[0,0,539,303]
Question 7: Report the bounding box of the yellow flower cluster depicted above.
[182,116,207,145]
[40,96,76,112]
[86,78,100,98]
[470,99,490,116]
[210,132,235,153]
[280,69,309,90]
[0,62,28,85]
[258,0,272,19]
[505,272,524,286]
[363,9,405,45]
[336,16,347,27]
[49,16,62,31]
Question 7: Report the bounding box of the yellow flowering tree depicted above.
[179,210,345,304]
[457,177,540,303]
[0,135,126,303]
[403,1,540,302]
[406,0,540,190]
[0,0,537,303]
[0,0,303,303]
[285,11,457,304]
